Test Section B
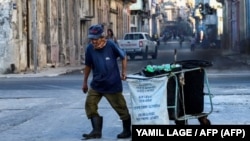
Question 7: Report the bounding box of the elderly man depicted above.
[81,24,131,139]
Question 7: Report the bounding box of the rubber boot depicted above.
[82,116,103,139]
[117,116,131,138]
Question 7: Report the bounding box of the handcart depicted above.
[126,60,213,125]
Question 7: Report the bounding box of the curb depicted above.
[0,67,83,78]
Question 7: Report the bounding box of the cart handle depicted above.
[126,67,205,80]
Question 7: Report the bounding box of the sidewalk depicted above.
[222,51,250,65]
[0,66,83,78]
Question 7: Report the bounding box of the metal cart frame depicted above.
[167,67,213,125]
[126,66,213,125]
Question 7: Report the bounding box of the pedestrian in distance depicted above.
[153,33,160,45]
[178,34,184,48]
[190,34,196,51]
[106,28,118,44]
[82,24,131,140]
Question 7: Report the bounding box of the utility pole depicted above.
[31,0,38,73]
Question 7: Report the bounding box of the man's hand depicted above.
[82,83,88,93]
[121,73,126,80]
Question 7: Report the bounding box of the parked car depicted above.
[117,32,158,60]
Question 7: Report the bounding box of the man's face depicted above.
[91,38,101,47]
[90,37,106,49]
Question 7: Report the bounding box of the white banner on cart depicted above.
[127,75,169,125]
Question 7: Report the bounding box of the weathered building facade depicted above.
[218,0,250,54]
[0,0,136,74]
[129,0,164,37]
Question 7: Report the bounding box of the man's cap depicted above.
[88,24,104,39]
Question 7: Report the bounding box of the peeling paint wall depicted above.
[18,0,28,72]
[47,0,59,66]
[0,0,17,73]
[0,0,132,74]
[37,0,47,68]
[58,0,66,65]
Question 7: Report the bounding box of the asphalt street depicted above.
[0,40,250,141]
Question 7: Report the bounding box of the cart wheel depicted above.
[198,116,211,125]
